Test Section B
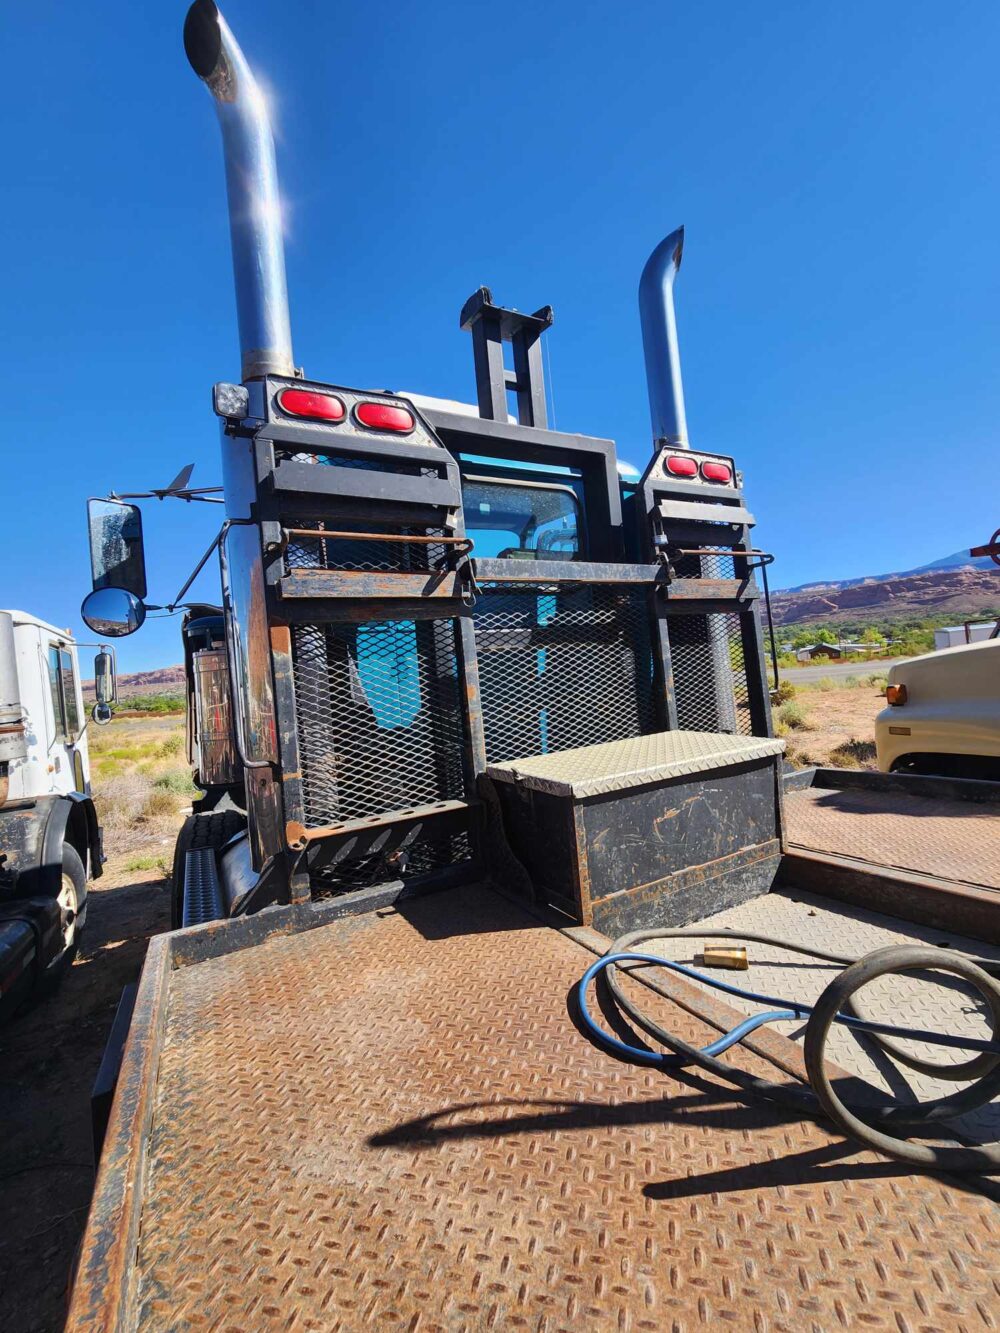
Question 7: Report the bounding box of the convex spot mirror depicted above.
[94,648,117,706]
[88,498,147,598]
[91,703,113,726]
[81,587,146,638]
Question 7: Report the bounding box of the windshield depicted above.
[461,477,581,559]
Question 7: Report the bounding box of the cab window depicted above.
[48,645,81,742]
[461,477,581,560]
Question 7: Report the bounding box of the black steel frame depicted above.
[214,305,774,910]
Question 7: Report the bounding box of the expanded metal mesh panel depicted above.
[309,830,472,900]
[670,612,753,735]
[291,619,465,827]
[473,584,657,764]
[286,524,448,574]
[672,550,738,580]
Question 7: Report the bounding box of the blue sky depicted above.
[3,1,999,672]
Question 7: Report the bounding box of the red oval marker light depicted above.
[701,461,733,483]
[277,388,345,422]
[356,402,414,433]
[665,454,698,477]
[886,683,908,706]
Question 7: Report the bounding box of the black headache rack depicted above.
[206,291,776,924]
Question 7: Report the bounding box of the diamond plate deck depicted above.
[784,784,1000,889]
[71,885,1000,1332]
[639,887,1000,1145]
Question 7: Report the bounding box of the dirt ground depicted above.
[779,681,886,770]
[0,717,186,1333]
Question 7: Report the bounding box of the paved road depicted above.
[780,656,911,684]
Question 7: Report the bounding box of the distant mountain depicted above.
[82,664,185,700]
[771,564,1000,628]
[780,549,993,595]
[901,549,995,576]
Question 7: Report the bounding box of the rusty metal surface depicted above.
[101,886,1000,1331]
[639,887,1000,1144]
[785,784,1000,888]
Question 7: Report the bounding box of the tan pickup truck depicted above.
[876,633,1000,778]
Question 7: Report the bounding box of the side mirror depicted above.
[81,587,146,638]
[94,648,117,705]
[91,702,113,726]
[87,498,147,598]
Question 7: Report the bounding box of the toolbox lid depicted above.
[486,729,785,798]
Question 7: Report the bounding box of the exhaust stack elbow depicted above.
[184,0,295,381]
[638,226,688,447]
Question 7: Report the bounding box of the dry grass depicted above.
[781,682,885,772]
[89,715,192,859]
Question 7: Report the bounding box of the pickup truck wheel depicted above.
[171,810,247,929]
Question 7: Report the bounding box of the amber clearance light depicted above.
[886,683,908,706]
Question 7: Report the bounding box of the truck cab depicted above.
[5,612,92,803]
[0,611,105,1018]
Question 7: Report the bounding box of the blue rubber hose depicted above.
[576,930,1000,1172]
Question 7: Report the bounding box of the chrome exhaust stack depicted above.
[184,0,295,381]
[638,227,688,448]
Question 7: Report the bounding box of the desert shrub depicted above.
[116,693,186,715]
[93,773,152,837]
[141,788,179,819]
[158,733,184,757]
[826,738,878,769]
[815,676,836,692]
[153,770,197,796]
[772,679,797,704]
[867,673,888,689]
[125,854,171,874]
[777,700,810,730]
[843,675,859,688]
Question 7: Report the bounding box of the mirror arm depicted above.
[111,488,224,504]
[167,526,226,611]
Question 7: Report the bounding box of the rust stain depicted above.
[68,887,1000,1332]
[269,624,292,654]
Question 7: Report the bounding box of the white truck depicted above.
[0,610,107,1019]
[876,531,1000,779]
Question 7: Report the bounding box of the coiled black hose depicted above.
[581,927,1000,1172]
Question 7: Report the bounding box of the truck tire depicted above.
[171,810,247,929]
[36,844,88,995]
[59,842,87,949]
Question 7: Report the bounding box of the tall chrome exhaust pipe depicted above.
[184,0,295,380]
[638,227,688,447]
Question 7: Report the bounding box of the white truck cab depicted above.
[0,610,106,1019]
[5,611,92,802]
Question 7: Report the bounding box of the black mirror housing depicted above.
[87,498,147,598]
